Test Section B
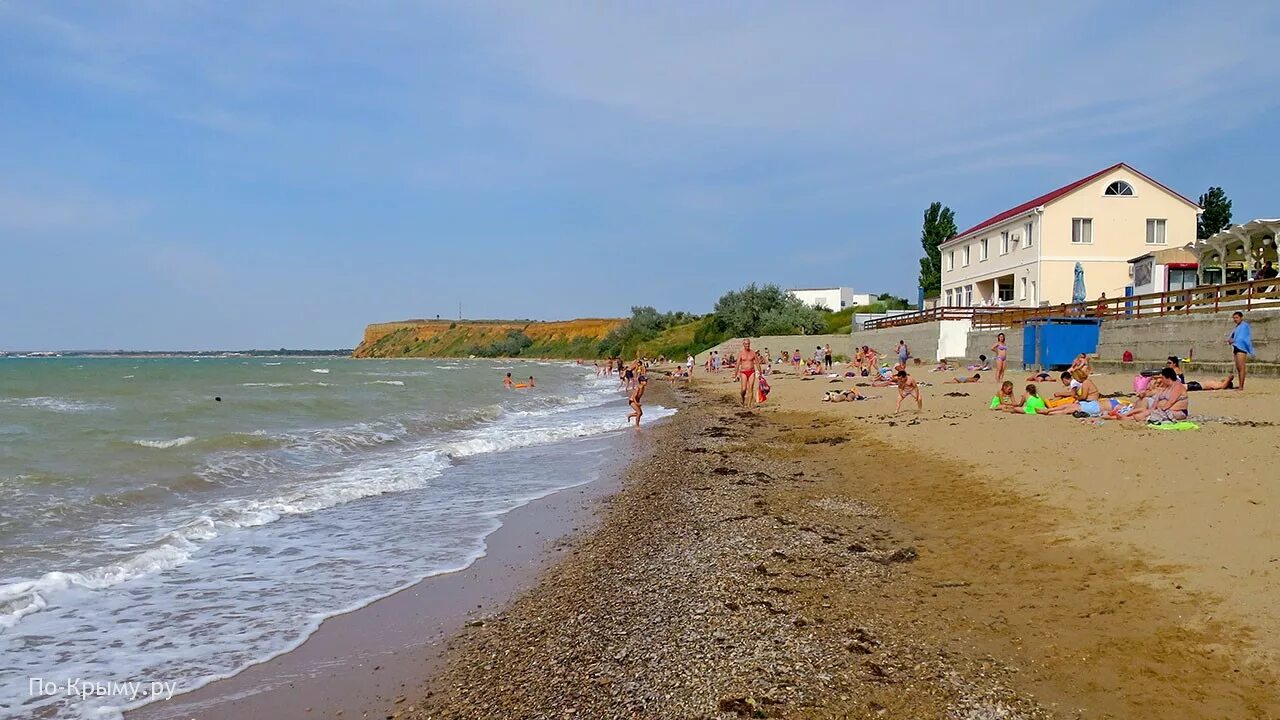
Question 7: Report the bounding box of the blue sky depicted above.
[2,1,1278,350]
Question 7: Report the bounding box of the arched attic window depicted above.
[1104,180,1134,196]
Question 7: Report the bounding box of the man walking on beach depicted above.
[736,339,761,410]
[1228,311,1253,391]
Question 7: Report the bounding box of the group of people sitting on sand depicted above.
[985,352,1236,423]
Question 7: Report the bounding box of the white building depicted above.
[788,287,873,311]
[940,163,1200,308]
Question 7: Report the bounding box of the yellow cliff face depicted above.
[352,318,625,358]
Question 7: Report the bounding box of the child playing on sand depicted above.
[989,381,1017,411]
[627,376,648,426]
[1019,384,1049,414]
[894,370,922,413]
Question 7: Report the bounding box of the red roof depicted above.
[944,163,1200,245]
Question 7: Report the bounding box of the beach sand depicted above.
[402,365,1279,718]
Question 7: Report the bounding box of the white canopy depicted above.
[1192,218,1280,282]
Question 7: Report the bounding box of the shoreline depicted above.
[126,399,661,720]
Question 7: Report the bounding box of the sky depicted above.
[2,1,1278,350]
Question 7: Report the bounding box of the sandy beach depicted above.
[398,362,1279,718]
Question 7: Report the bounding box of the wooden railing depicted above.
[862,277,1280,331]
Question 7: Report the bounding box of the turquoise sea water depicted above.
[0,357,671,719]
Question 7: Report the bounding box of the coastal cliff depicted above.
[352,318,625,359]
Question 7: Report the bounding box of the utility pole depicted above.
[458,302,462,321]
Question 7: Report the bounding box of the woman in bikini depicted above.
[1123,368,1189,422]
[990,333,1009,383]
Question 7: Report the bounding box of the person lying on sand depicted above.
[823,389,868,402]
[932,360,952,372]
[894,370,922,412]
[627,376,647,426]
[946,373,982,384]
[1026,371,1053,382]
[967,355,990,371]
[1186,375,1235,391]
[989,381,1017,411]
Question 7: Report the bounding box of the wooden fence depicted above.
[863,278,1280,331]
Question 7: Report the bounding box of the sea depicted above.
[0,357,672,720]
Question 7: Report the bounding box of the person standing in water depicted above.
[735,339,761,410]
[990,332,1009,383]
[627,376,648,426]
[503,372,514,389]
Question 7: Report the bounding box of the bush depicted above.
[469,330,534,357]
[712,284,826,337]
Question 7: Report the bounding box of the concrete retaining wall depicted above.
[849,323,943,361]
[694,309,1277,371]
[696,334,858,364]
[966,328,1026,367]
[1096,309,1279,364]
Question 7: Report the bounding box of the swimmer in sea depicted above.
[503,372,514,389]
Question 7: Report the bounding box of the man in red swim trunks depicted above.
[736,339,760,409]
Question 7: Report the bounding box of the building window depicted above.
[1169,268,1197,291]
[1146,218,1167,245]
[1000,231,1010,255]
[979,238,988,261]
[1104,180,1134,196]
[963,245,971,266]
[945,289,953,306]
[1030,281,1037,304]
[1020,277,1027,300]
[998,282,1014,302]
[1072,217,1093,244]
[1023,221,1033,248]
[964,285,973,306]
[947,251,954,271]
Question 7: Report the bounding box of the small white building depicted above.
[788,287,873,311]
[1128,247,1199,295]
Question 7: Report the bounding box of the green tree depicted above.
[711,284,826,337]
[1197,186,1233,240]
[918,202,957,297]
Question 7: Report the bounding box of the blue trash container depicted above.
[1022,317,1101,370]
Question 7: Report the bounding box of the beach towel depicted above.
[1149,421,1199,431]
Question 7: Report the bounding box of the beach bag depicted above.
[758,376,771,403]
[1122,350,1134,363]
[1133,375,1151,394]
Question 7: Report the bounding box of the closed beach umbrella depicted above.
[1072,262,1086,303]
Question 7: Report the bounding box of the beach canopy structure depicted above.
[1071,262,1086,303]
[1192,218,1280,284]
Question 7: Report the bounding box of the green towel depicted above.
[1150,421,1199,431]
